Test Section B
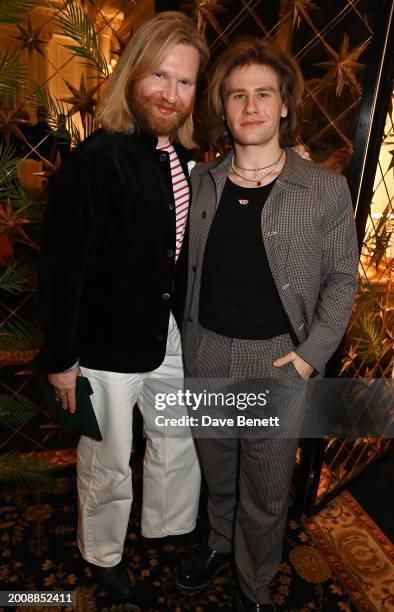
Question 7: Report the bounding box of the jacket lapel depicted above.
[173,141,194,193]
[209,150,232,209]
[191,151,232,268]
[261,147,311,239]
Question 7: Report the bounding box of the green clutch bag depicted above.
[37,374,103,441]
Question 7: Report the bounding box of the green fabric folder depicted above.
[37,374,103,441]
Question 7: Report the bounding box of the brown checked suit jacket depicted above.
[182,147,359,376]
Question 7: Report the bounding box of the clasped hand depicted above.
[48,367,80,413]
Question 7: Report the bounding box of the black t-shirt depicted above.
[199,178,290,339]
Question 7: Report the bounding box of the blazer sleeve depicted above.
[295,174,359,373]
[38,155,100,373]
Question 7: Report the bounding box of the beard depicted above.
[129,89,193,138]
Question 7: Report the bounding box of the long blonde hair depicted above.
[96,11,209,149]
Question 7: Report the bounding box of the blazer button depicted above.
[158,153,168,162]
[169,202,175,210]
[167,249,175,258]
[162,292,170,300]
[157,333,165,341]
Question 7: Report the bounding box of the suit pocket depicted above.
[271,333,306,384]
[287,362,307,382]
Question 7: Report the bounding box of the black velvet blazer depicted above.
[38,129,193,373]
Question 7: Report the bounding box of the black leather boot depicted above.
[89,560,135,601]
[174,545,232,593]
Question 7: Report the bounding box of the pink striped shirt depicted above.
[158,143,189,261]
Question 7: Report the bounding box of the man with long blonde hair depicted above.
[39,11,208,600]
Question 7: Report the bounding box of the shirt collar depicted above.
[134,129,195,161]
[277,147,310,188]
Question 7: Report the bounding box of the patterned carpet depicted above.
[1,470,387,611]
[305,491,394,611]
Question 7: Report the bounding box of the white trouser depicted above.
[77,313,201,567]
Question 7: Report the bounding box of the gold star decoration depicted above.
[0,108,29,148]
[184,0,229,36]
[13,19,48,57]
[0,198,37,249]
[315,34,366,97]
[280,0,318,30]
[33,150,62,181]
[293,0,318,29]
[60,75,101,130]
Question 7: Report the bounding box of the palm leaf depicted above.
[0,451,54,486]
[0,180,29,207]
[31,82,82,147]
[83,112,98,140]
[0,182,43,233]
[31,82,69,128]
[0,49,26,95]
[56,1,109,78]
[366,204,392,241]
[14,200,43,223]
[0,0,37,24]
[0,260,35,294]
[350,313,384,365]
[0,319,42,352]
[0,393,39,428]
[0,143,21,188]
